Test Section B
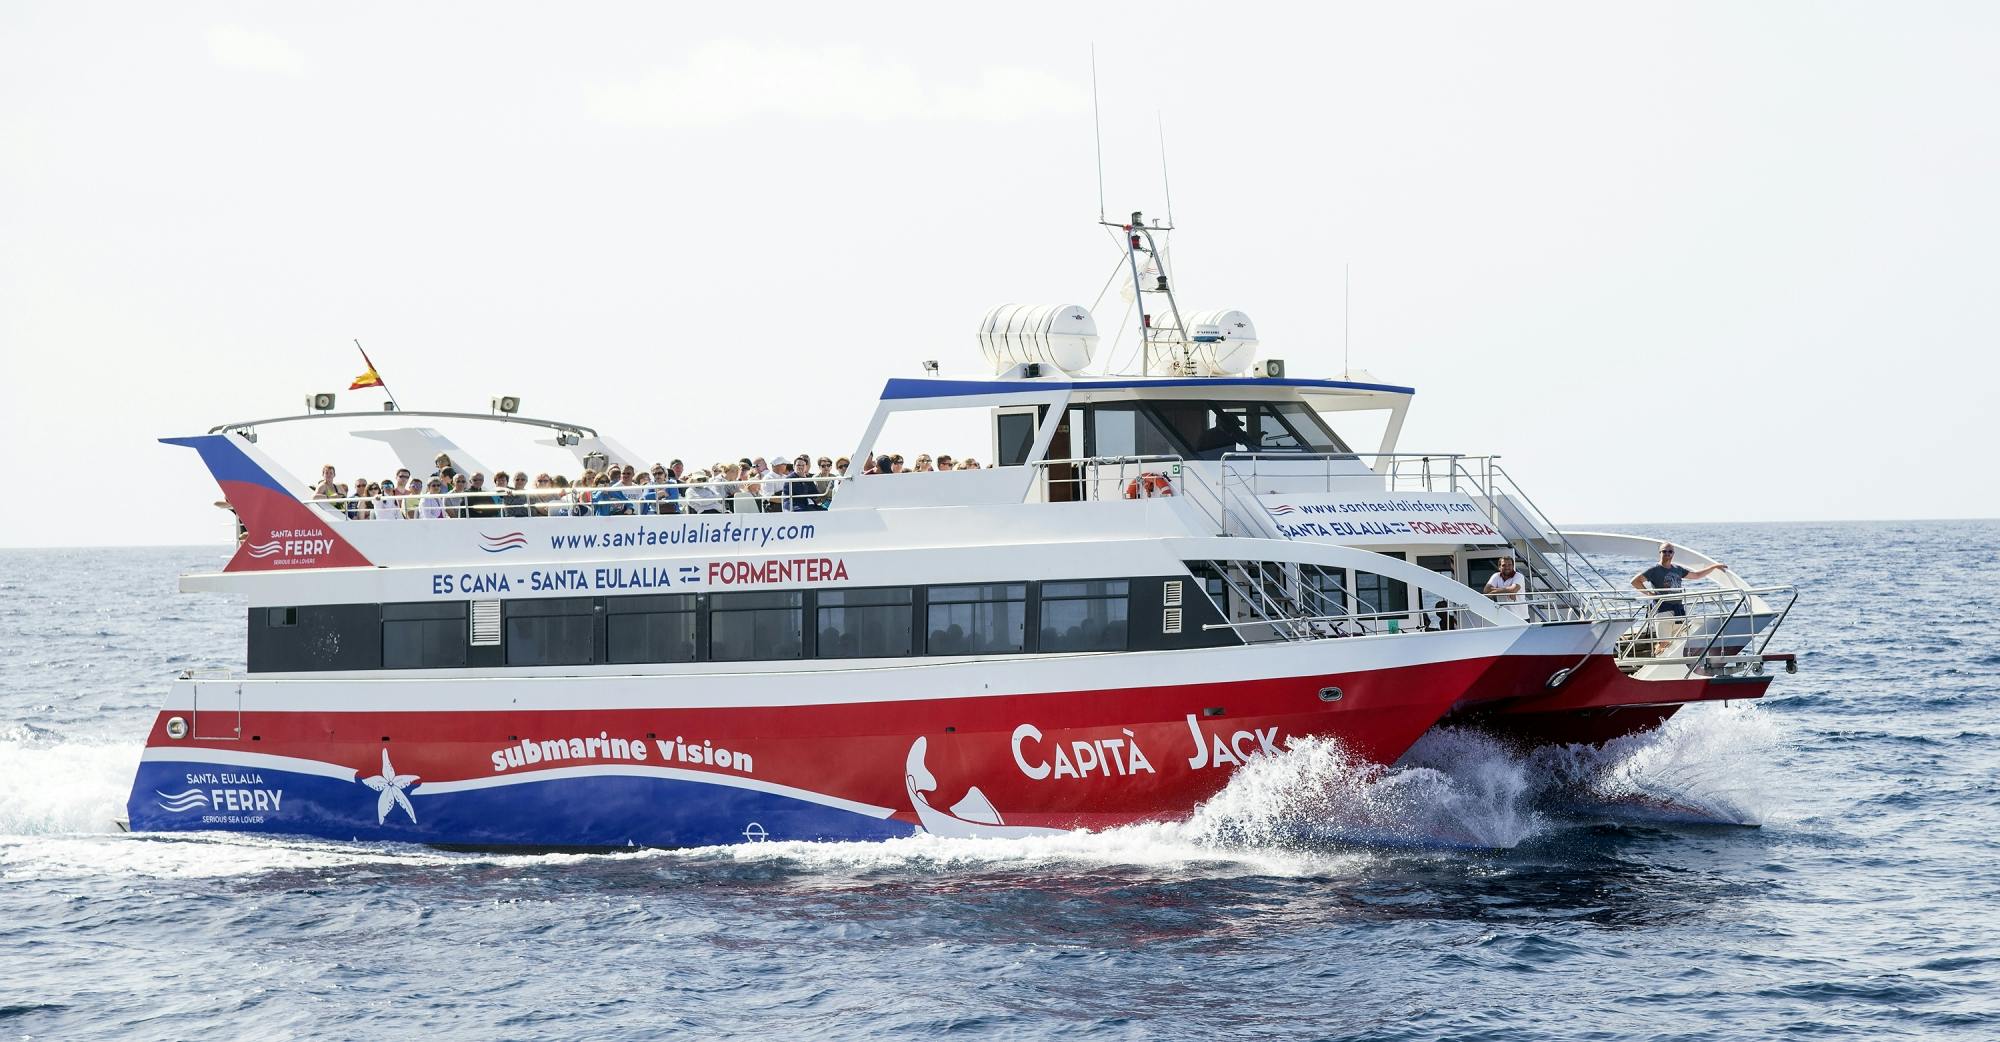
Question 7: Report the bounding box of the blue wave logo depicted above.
[154,789,209,813]
[480,532,528,553]
[1269,504,1298,516]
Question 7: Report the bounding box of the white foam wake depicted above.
[0,738,139,836]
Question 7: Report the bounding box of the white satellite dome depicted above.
[1180,309,1259,376]
[978,304,1099,375]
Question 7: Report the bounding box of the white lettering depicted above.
[1185,715,1208,769]
[1012,723,1050,779]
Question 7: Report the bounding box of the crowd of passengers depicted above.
[308,450,985,519]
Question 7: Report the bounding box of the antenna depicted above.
[1157,112,1174,227]
[1091,45,1106,223]
[1342,265,1351,378]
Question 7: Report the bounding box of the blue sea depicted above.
[3,521,1997,1041]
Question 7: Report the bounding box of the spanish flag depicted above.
[349,345,387,391]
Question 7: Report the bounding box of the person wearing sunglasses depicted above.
[1632,543,1729,654]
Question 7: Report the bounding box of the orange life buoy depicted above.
[1122,471,1175,499]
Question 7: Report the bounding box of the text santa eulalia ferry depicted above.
[127,214,1798,847]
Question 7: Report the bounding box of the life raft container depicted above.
[1122,472,1175,499]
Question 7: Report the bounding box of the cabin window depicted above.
[1300,565,1348,618]
[1039,580,1130,653]
[1265,402,1348,454]
[1084,404,1179,459]
[926,583,1027,655]
[1185,562,1229,611]
[816,587,914,658]
[504,597,595,667]
[1353,554,1411,619]
[710,591,804,661]
[606,594,698,664]
[267,607,297,627]
[382,601,468,669]
[996,412,1038,467]
[1150,400,1350,459]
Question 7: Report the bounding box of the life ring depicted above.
[1122,471,1175,499]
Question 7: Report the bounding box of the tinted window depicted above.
[1087,404,1179,458]
[383,602,467,669]
[1040,580,1129,653]
[607,594,698,664]
[505,598,594,666]
[1149,400,1350,458]
[1264,402,1349,454]
[996,412,1037,467]
[1354,554,1410,618]
[1301,565,1348,618]
[710,591,803,661]
[926,584,1027,655]
[817,587,913,658]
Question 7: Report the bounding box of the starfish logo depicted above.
[360,749,420,824]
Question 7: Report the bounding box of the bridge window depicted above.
[505,597,595,667]
[1084,404,1179,458]
[383,601,467,669]
[607,594,697,664]
[926,583,1027,655]
[710,590,803,661]
[1040,580,1130,653]
[816,587,914,658]
[1150,400,1350,459]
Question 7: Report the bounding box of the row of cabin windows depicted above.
[994,400,1352,467]
[1189,552,1527,627]
[261,580,1157,671]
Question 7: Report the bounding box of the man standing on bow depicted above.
[1632,543,1729,655]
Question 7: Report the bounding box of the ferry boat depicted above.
[126,213,1797,847]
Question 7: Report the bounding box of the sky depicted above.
[2,1,1996,547]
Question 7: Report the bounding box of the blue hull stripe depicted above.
[129,759,916,847]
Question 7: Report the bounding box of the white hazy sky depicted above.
[3,2,1996,547]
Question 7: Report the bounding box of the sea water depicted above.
[2,521,1997,1040]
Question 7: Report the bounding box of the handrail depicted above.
[210,409,599,437]
[304,474,848,519]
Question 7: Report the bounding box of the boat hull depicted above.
[128,635,1513,847]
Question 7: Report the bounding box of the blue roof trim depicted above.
[879,376,1416,400]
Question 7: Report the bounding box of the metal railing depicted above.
[300,474,846,521]
[1030,454,1188,503]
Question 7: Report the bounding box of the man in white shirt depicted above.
[1483,556,1531,620]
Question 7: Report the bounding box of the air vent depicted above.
[1163,580,1184,608]
[1163,607,1184,634]
[470,600,502,646]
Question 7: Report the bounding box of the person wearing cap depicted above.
[1632,543,1729,655]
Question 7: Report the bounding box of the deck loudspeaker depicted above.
[493,395,520,415]
[1253,359,1285,379]
[310,392,336,412]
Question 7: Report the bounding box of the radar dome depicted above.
[978,304,1099,375]
[1181,309,1259,376]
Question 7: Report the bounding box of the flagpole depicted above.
[355,339,401,411]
